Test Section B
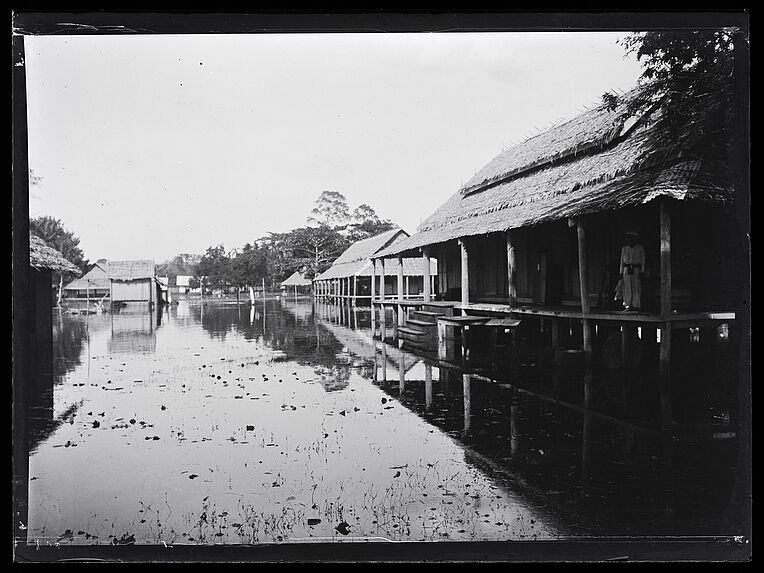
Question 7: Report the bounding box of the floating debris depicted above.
[335,522,351,536]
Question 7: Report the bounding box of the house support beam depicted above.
[422,247,432,302]
[370,258,377,303]
[422,248,432,303]
[459,238,470,308]
[506,230,517,308]
[659,200,673,430]
[576,219,593,365]
[397,255,405,327]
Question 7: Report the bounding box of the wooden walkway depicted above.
[453,302,736,329]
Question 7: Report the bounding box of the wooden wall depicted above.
[111,279,153,303]
[428,202,741,311]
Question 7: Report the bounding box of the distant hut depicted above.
[313,228,437,305]
[106,260,161,310]
[63,258,110,303]
[375,86,742,428]
[281,271,312,295]
[174,275,195,296]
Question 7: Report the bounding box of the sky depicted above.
[24,31,644,263]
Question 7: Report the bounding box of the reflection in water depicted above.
[24,299,739,547]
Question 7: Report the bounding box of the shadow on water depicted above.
[22,297,739,547]
[306,300,738,537]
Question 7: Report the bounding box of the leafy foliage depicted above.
[609,30,737,160]
[30,216,88,275]
[188,191,399,291]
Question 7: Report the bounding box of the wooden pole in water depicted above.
[459,238,470,308]
[506,230,517,309]
[576,218,593,366]
[422,248,431,303]
[659,200,673,429]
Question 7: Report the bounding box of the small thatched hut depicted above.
[281,271,312,295]
[313,228,437,305]
[107,260,161,309]
[63,259,110,300]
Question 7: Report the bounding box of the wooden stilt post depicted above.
[659,200,673,429]
[422,247,431,303]
[575,218,594,414]
[370,257,377,303]
[660,201,672,320]
[397,255,404,327]
[459,238,469,308]
[353,274,358,306]
[379,258,386,336]
[506,230,517,309]
[576,218,593,361]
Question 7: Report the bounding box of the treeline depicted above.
[158,191,397,292]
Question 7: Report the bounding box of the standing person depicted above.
[619,230,645,311]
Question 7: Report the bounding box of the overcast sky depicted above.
[25,32,644,263]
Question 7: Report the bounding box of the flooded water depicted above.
[24,298,738,546]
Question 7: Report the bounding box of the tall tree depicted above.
[308,191,351,229]
[287,225,349,279]
[195,245,229,292]
[348,203,396,242]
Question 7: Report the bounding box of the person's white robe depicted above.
[620,244,645,309]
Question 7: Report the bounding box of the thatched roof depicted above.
[314,228,409,280]
[29,235,81,275]
[281,271,312,287]
[316,255,436,280]
[107,260,155,280]
[377,89,733,258]
[64,260,109,290]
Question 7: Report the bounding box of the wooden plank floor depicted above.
[453,302,736,325]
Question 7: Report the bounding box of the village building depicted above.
[372,87,742,429]
[174,274,194,296]
[29,234,81,357]
[313,228,437,306]
[280,270,312,295]
[63,258,110,302]
[106,260,162,310]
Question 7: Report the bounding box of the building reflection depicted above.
[107,306,160,355]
